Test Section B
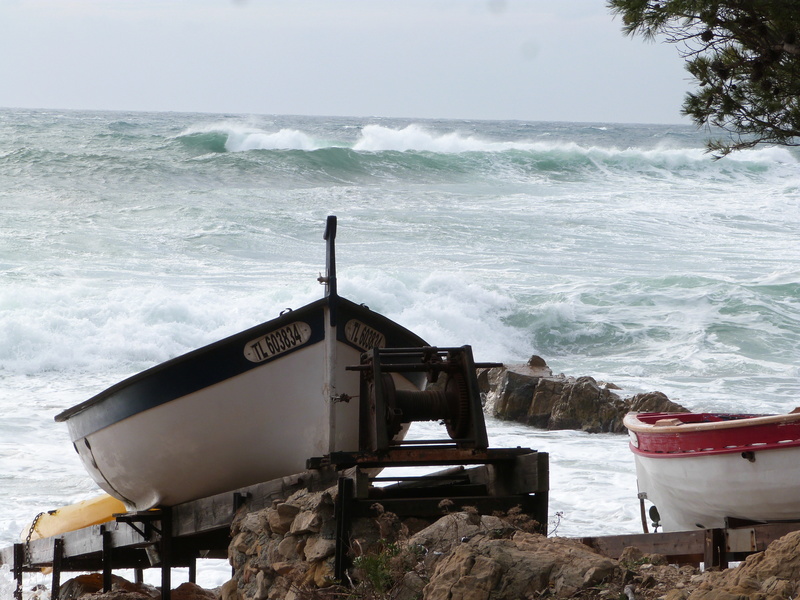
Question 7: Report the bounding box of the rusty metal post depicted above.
[12,543,24,600]
[160,507,173,600]
[102,526,112,591]
[638,493,649,534]
[334,477,354,583]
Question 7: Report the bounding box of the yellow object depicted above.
[22,494,127,541]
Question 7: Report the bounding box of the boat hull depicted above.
[57,297,427,510]
[625,411,800,531]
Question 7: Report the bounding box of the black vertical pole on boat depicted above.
[160,507,173,600]
[324,215,338,326]
[51,538,64,600]
[12,543,23,600]
[334,476,354,583]
[101,525,112,592]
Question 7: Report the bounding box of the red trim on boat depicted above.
[629,413,800,457]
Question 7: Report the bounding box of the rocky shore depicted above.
[480,356,687,432]
[55,497,800,600]
[48,358,800,600]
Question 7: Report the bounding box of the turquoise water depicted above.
[1,108,799,589]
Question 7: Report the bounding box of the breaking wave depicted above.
[176,124,325,153]
[173,122,799,176]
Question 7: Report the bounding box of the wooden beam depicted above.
[578,521,800,567]
[171,467,341,538]
[579,530,707,562]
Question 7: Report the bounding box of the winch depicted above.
[348,345,495,452]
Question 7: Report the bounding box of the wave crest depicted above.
[353,124,515,153]
[176,124,323,153]
[169,122,799,186]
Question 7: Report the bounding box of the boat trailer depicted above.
[1,345,549,599]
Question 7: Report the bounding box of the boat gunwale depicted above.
[623,411,800,434]
[629,437,800,458]
[625,411,800,458]
[54,297,330,424]
[55,295,428,432]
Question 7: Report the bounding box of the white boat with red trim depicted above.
[624,410,800,532]
[55,217,428,511]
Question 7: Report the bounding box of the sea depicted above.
[0,108,798,595]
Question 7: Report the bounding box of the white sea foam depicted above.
[178,122,324,151]
[353,124,514,153]
[224,127,321,151]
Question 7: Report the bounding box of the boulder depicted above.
[303,536,336,561]
[171,582,219,600]
[409,512,514,571]
[266,503,300,536]
[423,531,617,600]
[58,574,159,599]
[689,530,800,600]
[486,357,687,433]
[220,579,241,600]
[548,376,629,433]
[629,390,686,413]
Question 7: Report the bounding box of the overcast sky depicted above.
[0,0,692,124]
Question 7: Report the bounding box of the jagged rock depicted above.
[276,535,303,560]
[493,370,540,421]
[59,573,159,599]
[238,511,268,536]
[220,579,241,600]
[266,502,300,535]
[527,377,567,427]
[290,509,322,534]
[423,531,617,600]
[689,530,800,600]
[305,559,335,587]
[75,592,154,600]
[171,582,219,600]
[481,357,551,414]
[487,357,687,433]
[303,536,336,561]
[395,571,427,600]
[549,376,629,433]
[409,512,514,571]
[64,577,217,600]
[629,390,686,413]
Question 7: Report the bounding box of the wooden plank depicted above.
[579,522,800,566]
[749,522,800,552]
[171,467,342,538]
[16,523,150,568]
[579,530,708,561]
[487,451,547,496]
[0,468,343,570]
[512,452,547,495]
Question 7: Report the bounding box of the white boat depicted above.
[624,410,800,531]
[56,217,428,511]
